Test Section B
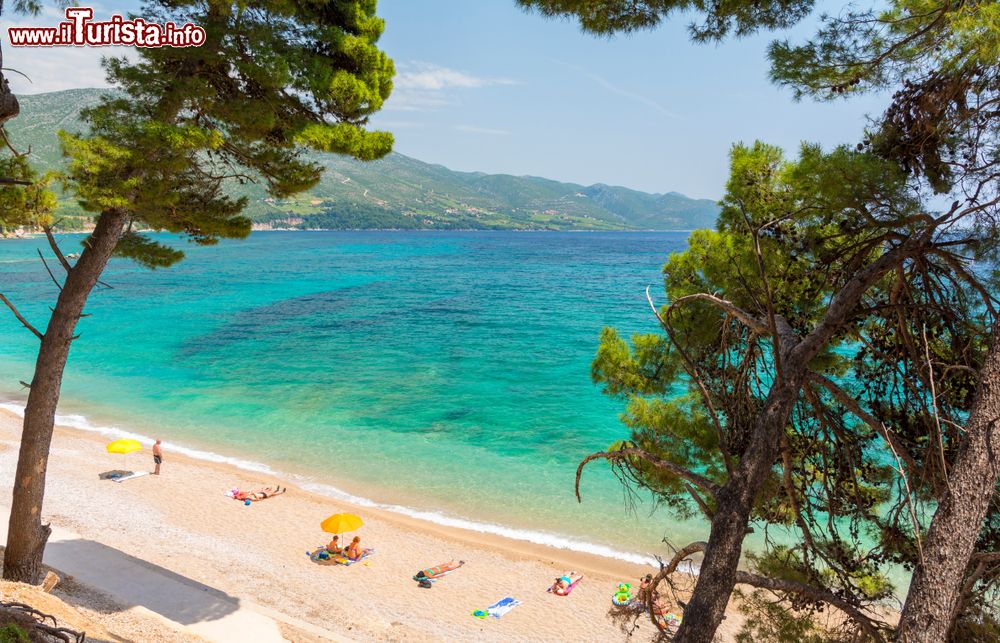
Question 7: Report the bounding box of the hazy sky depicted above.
[5,0,885,199]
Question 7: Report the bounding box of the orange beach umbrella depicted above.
[321,513,363,535]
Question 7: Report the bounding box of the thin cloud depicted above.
[395,62,516,91]
[373,119,425,130]
[456,125,510,136]
[386,61,516,112]
[553,59,680,119]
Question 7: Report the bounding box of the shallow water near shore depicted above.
[0,230,755,563]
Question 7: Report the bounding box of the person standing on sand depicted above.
[152,439,163,475]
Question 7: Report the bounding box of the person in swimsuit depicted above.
[345,536,366,560]
[326,535,343,555]
[550,571,583,595]
[234,485,286,501]
[417,559,465,579]
[152,439,163,475]
[636,573,654,603]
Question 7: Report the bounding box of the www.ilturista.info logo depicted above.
[8,8,205,47]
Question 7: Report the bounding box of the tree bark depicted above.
[0,40,19,128]
[673,379,802,642]
[3,209,126,583]
[672,235,932,643]
[895,325,1000,643]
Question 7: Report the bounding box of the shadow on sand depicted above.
[45,537,239,626]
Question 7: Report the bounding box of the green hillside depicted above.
[11,88,720,231]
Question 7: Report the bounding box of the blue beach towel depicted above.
[486,596,521,618]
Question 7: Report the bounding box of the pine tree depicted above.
[520,1,999,640]
[2,0,395,583]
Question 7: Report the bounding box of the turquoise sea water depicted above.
[0,231,723,562]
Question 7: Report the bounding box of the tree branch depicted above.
[0,294,43,340]
[733,570,888,642]
[0,128,28,158]
[922,323,954,499]
[36,249,62,292]
[683,482,714,520]
[923,247,998,316]
[45,225,114,289]
[575,448,721,503]
[807,373,919,473]
[658,539,887,640]
[663,540,708,576]
[807,372,925,566]
[643,541,709,633]
[790,231,934,370]
[970,552,1000,564]
[43,226,72,272]
[651,540,889,640]
[666,292,770,335]
[739,202,786,383]
[648,286,735,475]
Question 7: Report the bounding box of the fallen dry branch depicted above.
[0,600,86,642]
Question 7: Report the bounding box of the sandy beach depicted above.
[0,408,747,642]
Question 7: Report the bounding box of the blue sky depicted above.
[6,0,884,199]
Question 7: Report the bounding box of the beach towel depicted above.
[112,471,149,483]
[334,549,374,566]
[307,547,373,565]
[307,547,337,564]
[548,575,583,596]
[99,470,134,481]
[485,596,520,618]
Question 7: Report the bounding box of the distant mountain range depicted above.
[14,88,720,231]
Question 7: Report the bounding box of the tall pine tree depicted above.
[2,0,395,582]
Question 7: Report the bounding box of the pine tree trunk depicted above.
[673,381,801,643]
[3,210,126,583]
[895,326,1000,643]
[0,43,19,128]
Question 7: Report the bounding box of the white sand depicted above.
[0,409,745,641]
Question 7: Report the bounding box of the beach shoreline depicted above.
[0,407,743,641]
[0,400,670,570]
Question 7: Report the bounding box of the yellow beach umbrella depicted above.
[106,439,142,470]
[321,513,363,535]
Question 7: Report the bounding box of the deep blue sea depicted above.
[0,231,732,562]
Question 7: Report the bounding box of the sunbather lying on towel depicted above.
[414,559,465,581]
[550,571,584,596]
[234,486,285,502]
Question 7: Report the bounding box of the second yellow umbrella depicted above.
[321,513,363,534]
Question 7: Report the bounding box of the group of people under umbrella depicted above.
[315,512,371,563]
